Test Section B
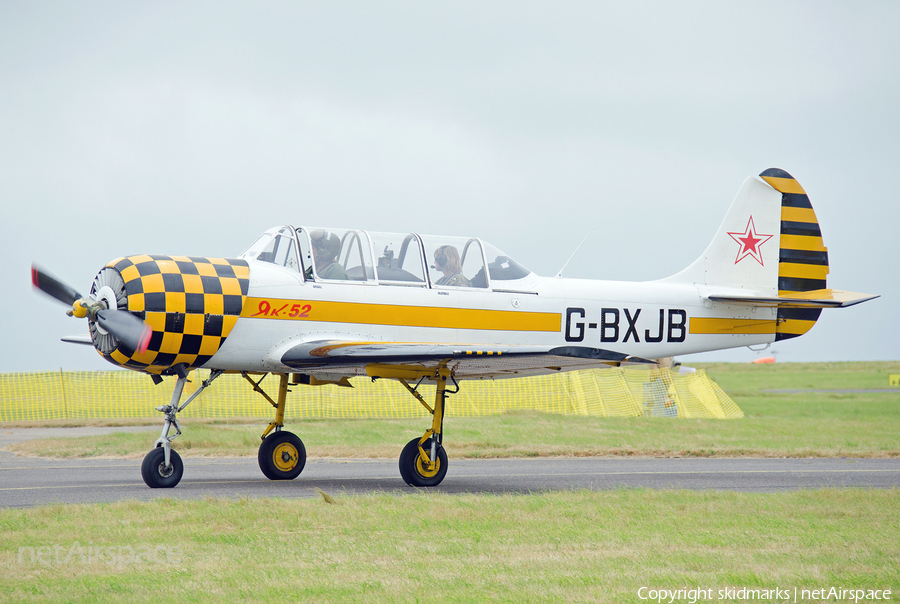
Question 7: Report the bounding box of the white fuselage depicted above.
[207,259,775,374]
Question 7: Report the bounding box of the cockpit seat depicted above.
[375,267,423,283]
[344,266,368,281]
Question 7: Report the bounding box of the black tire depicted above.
[141,447,184,488]
[399,436,448,487]
[258,431,306,480]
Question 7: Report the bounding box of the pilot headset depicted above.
[435,247,448,268]
[432,246,448,270]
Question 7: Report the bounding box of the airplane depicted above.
[31,168,877,489]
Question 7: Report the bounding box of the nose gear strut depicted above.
[140,366,224,488]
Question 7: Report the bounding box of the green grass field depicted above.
[2,362,898,602]
[1,490,897,603]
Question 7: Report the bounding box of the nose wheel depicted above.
[141,447,184,488]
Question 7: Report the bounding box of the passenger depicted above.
[310,230,349,280]
[432,245,471,287]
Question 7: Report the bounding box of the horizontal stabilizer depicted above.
[708,289,879,309]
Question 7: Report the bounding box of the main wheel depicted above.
[399,436,448,487]
[141,447,184,488]
[258,431,306,480]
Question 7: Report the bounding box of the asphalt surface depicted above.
[1,428,898,507]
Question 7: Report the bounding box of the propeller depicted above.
[31,264,152,355]
[94,308,152,353]
[31,265,82,306]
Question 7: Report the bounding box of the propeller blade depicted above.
[96,309,153,355]
[31,264,83,306]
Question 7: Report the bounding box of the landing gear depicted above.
[245,372,307,482]
[141,367,224,489]
[258,431,306,480]
[373,361,456,488]
[139,363,453,489]
[140,369,309,488]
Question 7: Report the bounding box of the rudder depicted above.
[759,168,827,341]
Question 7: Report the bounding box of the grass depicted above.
[6,362,899,460]
[699,360,899,392]
[1,490,897,603]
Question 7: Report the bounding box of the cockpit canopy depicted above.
[241,226,532,289]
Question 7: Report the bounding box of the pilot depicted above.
[310,230,349,280]
[432,245,471,287]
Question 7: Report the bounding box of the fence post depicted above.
[59,368,69,420]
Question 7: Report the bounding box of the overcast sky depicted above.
[2,1,897,372]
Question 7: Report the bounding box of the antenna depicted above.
[555,227,594,277]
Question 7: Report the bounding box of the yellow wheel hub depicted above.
[272,442,298,472]
[415,453,441,478]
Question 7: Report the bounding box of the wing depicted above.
[280,340,655,380]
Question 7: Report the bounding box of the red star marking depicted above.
[727,216,774,266]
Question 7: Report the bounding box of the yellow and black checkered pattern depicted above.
[759,168,828,341]
[102,255,250,374]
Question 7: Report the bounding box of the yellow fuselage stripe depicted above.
[689,317,817,336]
[775,319,818,336]
[689,317,777,335]
[240,297,561,332]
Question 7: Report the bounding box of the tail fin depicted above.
[666,168,877,341]
[760,168,830,296]
[761,168,826,341]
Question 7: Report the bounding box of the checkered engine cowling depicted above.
[99,255,250,374]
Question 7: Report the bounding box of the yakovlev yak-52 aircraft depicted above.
[32,169,877,489]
